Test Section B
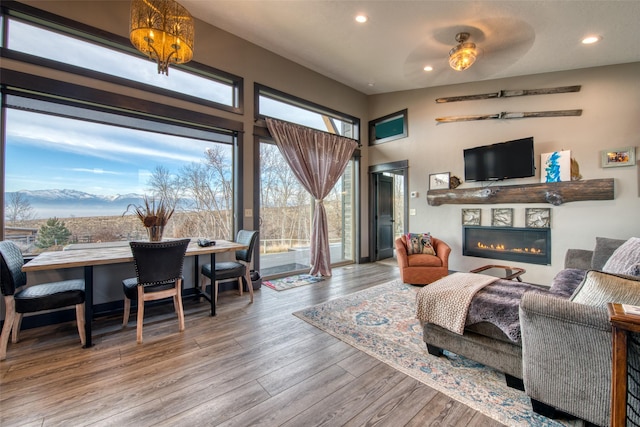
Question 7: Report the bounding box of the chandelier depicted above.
[130,0,194,75]
[449,32,477,71]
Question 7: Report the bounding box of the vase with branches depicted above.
[125,196,175,241]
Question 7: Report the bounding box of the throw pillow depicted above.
[602,237,640,277]
[591,237,627,270]
[571,270,640,308]
[405,233,436,255]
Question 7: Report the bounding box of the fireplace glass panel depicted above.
[463,226,551,265]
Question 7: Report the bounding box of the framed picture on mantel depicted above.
[429,172,450,190]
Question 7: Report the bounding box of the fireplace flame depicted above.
[476,241,542,254]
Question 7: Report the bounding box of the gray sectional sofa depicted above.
[420,237,640,426]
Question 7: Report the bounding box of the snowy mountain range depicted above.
[7,189,145,218]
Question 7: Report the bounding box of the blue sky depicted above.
[5,109,214,195]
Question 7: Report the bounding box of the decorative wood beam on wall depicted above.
[426,178,614,206]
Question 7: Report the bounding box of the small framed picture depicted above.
[429,172,450,190]
[601,146,636,168]
[462,208,481,226]
[491,208,513,227]
[525,208,551,228]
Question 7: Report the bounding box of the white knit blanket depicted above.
[415,272,499,335]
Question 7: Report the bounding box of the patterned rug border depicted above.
[293,279,579,427]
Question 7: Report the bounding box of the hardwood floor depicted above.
[0,262,502,426]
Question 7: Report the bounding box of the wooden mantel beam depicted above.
[426,178,614,206]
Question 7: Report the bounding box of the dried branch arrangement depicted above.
[125,196,175,227]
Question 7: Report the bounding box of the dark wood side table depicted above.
[470,264,526,281]
[608,302,640,427]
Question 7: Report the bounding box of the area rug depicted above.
[293,279,581,427]
[263,274,324,291]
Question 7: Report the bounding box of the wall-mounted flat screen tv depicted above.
[464,137,535,182]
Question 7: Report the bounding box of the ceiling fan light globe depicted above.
[449,42,477,71]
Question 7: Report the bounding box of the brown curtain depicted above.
[265,117,357,276]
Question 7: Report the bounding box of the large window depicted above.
[1,3,242,254]
[3,93,236,254]
[256,85,359,277]
[1,5,242,112]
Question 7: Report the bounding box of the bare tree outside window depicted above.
[5,192,35,224]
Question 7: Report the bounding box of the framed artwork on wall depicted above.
[491,208,513,227]
[525,208,551,228]
[601,146,636,168]
[462,208,481,225]
[429,172,450,190]
[541,150,571,182]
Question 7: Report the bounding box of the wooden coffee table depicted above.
[470,264,526,281]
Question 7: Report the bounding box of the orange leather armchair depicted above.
[395,235,451,285]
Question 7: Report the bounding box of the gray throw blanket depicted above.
[466,268,586,342]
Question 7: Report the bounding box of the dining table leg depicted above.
[83,265,93,348]
[209,252,216,317]
[193,252,217,317]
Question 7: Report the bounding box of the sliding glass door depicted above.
[259,141,355,277]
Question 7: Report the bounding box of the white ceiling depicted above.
[181,0,640,95]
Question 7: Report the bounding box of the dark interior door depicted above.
[376,174,394,260]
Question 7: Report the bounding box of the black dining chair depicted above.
[122,239,190,344]
[0,240,85,361]
[200,230,259,306]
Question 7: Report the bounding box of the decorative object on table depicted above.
[492,208,514,227]
[263,274,324,291]
[525,208,551,228]
[435,85,581,103]
[429,172,450,190]
[436,109,582,123]
[541,150,571,182]
[570,157,582,181]
[129,0,195,75]
[125,196,175,241]
[601,146,636,168]
[449,175,462,189]
[462,208,481,225]
[293,280,573,427]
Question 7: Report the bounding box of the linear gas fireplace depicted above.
[463,226,551,265]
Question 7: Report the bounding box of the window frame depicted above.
[254,83,361,143]
[369,109,408,145]
[0,1,244,115]
[1,69,244,243]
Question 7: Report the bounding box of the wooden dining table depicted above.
[22,239,248,347]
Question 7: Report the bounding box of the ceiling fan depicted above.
[402,17,536,87]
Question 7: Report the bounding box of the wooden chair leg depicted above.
[122,297,131,327]
[200,275,209,301]
[11,313,23,344]
[0,296,15,361]
[175,279,185,332]
[237,277,243,296]
[75,303,86,346]
[136,287,145,344]
[245,268,254,303]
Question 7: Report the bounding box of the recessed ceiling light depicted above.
[423,65,434,72]
[582,35,602,45]
[355,15,368,23]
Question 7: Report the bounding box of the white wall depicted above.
[368,63,640,284]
